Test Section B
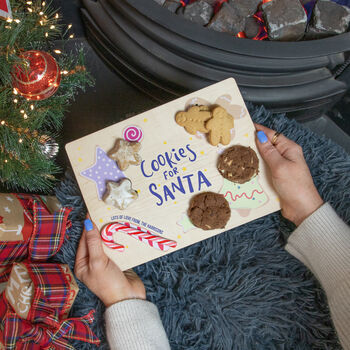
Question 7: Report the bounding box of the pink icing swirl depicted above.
[123,125,143,142]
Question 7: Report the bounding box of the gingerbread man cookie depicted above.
[206,106,234,146]
[175,105,212,135]
[103,178,138,210]
[108,138,142,171]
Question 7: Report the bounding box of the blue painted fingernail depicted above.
[84,219,93,231]
[257,131,268,144]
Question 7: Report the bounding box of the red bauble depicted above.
[12,50,61,101]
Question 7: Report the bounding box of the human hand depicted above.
[74,216,146,307]
[255,123,324,226]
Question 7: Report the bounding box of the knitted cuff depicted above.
[285,203,350,296]
[105,299,170,350]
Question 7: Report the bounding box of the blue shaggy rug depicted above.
[54,104,350,350]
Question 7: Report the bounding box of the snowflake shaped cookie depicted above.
[103,179,138,210]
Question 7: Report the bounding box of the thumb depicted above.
[255,130,284,171]
[84,219,105,262]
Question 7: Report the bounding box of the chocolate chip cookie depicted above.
[188,192,231,230]
[217,145,259,184]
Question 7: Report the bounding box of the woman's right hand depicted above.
[74,217,146,307]
[255,123,324,226]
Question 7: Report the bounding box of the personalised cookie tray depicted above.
[66,78,280,271]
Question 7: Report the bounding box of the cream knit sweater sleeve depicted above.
[285,203,350,349]
[105,299,171,350]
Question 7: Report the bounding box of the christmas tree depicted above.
[0,0,93,192]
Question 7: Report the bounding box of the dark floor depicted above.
[53,0,350,168]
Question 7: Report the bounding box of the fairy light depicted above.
[27,7,33,12]
[45,32,49,37]
[13,99,18,103]
[69,34,74,39]
[1,121,5,125]
[23,114,28,119]
[6,18,13,23]
[39,11,44,15]
[4,159,8,163]
[53,49,61,54]
[5,25,11,29]
[26,1,32,4]
[61,70,68,75]
[19,138,23,143]
[55,13,59,19]
[30,105,34,110]
[14,19,20,23]
[13,88,18,95]
[39,20,44,26]
[50,25,55,29]
[42,1,46,6]
[68,24,72,29]
[20,110,24,114]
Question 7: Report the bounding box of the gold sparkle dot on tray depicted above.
[107,207,111,211]
[163,141,167,144]
[276,197,280,202]
[244,133,249,137]
[174,201,177,204]
[177,234,182,239]
[189,137,192,140]
[182,167,187,171]
[157,184,160,187]
[77,147,81,151]
[99,218,103,223]
[137,189,140,193]
[126,245,129,249]
[78,157,82,162]
[204,169,207,172]
[143,118,148,122]
[200,151,204,155]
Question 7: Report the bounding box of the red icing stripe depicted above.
[224,189,264,202]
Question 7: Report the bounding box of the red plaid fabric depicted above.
[0,195,71,281]
[27,263,70,321]
[0,242,28,268]
[29,201,71,261]
[0,263,100,349]
[0,266,13,283]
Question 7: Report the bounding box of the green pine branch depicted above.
[0,0,94,192]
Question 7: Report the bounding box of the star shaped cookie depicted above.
[108,139,142,171]
[103,179,138,210]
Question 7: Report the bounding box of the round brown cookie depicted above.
[217,145,259,184]
[188,192,231,230]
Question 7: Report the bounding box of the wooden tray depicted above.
[66,78,280,271]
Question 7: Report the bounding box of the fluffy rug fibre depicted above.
[54,104,350,350]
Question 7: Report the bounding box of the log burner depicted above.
[81,0,350,120]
